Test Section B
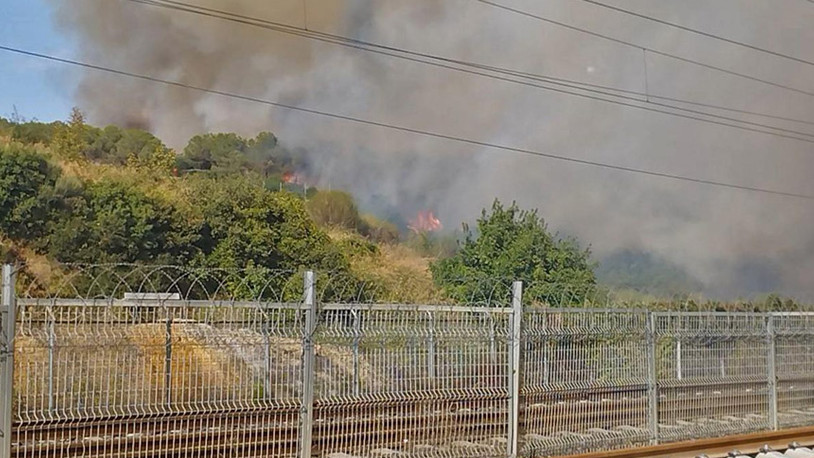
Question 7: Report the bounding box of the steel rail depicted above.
[563,425,814,458]
[10,388,806,458]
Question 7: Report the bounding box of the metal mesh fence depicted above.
[312,305,511,457]
[10,266,307,458]
[1,264,813,458]
[653,313,771,442]
[519,308,652,455]
[774,314,814,429]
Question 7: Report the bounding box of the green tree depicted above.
[5,110,61,145]
[245,131,280,177]
[190,177,349,273]
[127,142,177,174]
[52,107,88,161]
[179,131,303,179]
[0,144,59,240]
[46,180,197,264]
[84,126,168,165]
[430,200,596,306]
[10,120,60,145]
[84,125,124,162]
[596,249,703,296]
[181,133,249,172]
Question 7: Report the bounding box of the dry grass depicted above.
[0,137,51,155]
[356,243,442,304]
[1,235,64,297]
[13,322,380,417]
[327,229,442,304]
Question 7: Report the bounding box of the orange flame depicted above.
[282,171,306,185]
[408,211,443,234]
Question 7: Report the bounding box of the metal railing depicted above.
[1,264,814,458]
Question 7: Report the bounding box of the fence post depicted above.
[263,317,272,401]
[427,311,436,381]
[352,309,360,397]
[766,314,778,431]
[675,339,682,380]
[164,309,173,410]
[507,281,523,458]
[300,271,317,458]
[1,264,17,458]
[47,313,55,415]
[646,311,659,445]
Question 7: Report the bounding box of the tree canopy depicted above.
[0,143,58,240]
[178,131,296,178]
[0,143,352,277]
[430,200,595,305]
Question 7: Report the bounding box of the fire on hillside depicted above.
[408,211,443,234]
[282,171,307,185]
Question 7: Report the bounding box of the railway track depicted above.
[10,389,814,458]
[10,397,507,458]
[563,425,814,458]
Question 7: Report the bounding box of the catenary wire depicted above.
[122,0,814,144]
[433,55,814,126]
[476,0,814,98]
[131,0,814,129]
[581,0,814,68]
[1,44,813,201]
[500,65,814,126]
[137,0,814,126]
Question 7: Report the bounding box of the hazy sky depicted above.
[3,0,814,298]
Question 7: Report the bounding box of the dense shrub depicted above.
[45,179,197,264]
[11,121,60,145]
[0,143,59,240]
[430,200,595,305]
[360,214,400,244]
[306,190,363,231]
[189,177,350,273]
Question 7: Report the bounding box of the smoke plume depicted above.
[48,0,814,298]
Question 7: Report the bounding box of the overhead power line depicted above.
[506,68,814,126]
[132,0,813,127]
[1,44,812,201]
[581,0,814,68]
[476,0,814,98]
[123,0,814,145]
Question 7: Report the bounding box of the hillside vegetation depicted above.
[0,110,489,301]
[0,110,802,310]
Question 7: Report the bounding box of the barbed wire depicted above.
[8,262,814,312]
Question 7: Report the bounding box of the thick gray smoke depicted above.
[49,0,814,298]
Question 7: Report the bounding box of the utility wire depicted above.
[581,0,814,68]
[455,64,814,126]
[1,44,812,201]
[132,0,814,128]
[123,0,814,144]
[137,0,814,127]
[476,0,814,98]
